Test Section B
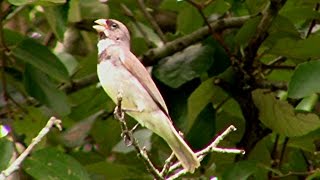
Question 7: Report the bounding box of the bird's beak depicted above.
[93,19,109,37]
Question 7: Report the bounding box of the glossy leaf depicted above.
[23,148,90,180]
[252,89,320,137]
[288,61,320,98]
[24,65,71,116]
[12,39,69,82]
[153,44,215,88]
[0,138,14,171]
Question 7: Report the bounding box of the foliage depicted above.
[0,0,320,179]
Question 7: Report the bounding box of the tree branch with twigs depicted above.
[113,93,245,179]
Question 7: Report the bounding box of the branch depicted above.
[0,117,62,180]
[136,0,167,43]
[167,125,245,179]
[114,92,163,179]
[114,92,244,179]
[244,0,287,68]
[61,74,98,94]
[142,15,251,65]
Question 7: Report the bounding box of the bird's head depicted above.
[93,19,130,53]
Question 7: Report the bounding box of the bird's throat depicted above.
[97,39,116,55]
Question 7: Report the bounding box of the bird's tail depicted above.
[161,121,200,173]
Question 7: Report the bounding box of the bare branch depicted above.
[142,15,250,65]
[0,117,62,180]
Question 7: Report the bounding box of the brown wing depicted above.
[117,48,170,117]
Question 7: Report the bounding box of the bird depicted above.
[93,19,200,173]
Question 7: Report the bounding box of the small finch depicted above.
[93,19,200,173]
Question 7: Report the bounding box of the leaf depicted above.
[43,5,68,41]
[61,113,99,148]
[186,103,216,149]
[0,138,14,171]
[153,44,215,88]
[12,38,69,82]
[269,35,320,61]
[295,94,318,112]
[222,161,259,180]
[23,148,90,180]
[281,7,320,22]
[252,89,320,137]
[288,61,320,98]
[24,65,71,116]
[85,161,149,179]
[8,0,65,6]
[177,3,203,34]
[245,0,268,14]
[235,16,261,46]
[13,106,49,144]
[186,78,227,132]
[204,0,231,15]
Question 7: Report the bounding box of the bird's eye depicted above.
[110,23,118,30]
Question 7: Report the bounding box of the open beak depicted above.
[93,19,109,33]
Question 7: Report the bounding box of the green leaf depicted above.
[281,7,320,22]
[24,65,71,116]
[252,89,320,137]
[90,117,121,156]
[295,94,318,112]
[235,16,261,46]
[186,78,227,132]
[8,0,65,6]
[288,61,320,98]
[153,44,215,88]
[222,161,259,180]
[43,5,68,41]
[12,38,69,82]
[23,148,90,180]
[245,0,268,14]
[177,3,203,34]
[85,161,149,179]
[187,103,216,149]
[204,0,231,15]
[13,106,49,144]
[0,138,14,171]
[269,35,320,61]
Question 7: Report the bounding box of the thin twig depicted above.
[186,0,231,55]
[306,3,319,38]
[136,0,167,43]
[0,117,62,180]
[167,125,244,179]
[160,152,175,177]
[114,92,163,179]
